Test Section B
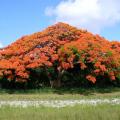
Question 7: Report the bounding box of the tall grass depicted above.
[0,104,119,120]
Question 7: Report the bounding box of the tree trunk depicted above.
[44,66,64,88]
[49,70,64,88]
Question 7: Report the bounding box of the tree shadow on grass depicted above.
[0,86,119,96]
[53,87,120,96]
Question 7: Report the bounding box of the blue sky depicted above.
[0,0,120,47]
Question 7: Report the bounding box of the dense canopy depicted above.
[0,23,120,87]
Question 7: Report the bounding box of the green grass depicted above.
[0,104,119,120]
[0,87,119,100]
[0,87,119,120]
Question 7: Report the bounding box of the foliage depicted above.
[58,33,120,85]
[0,22,119,88]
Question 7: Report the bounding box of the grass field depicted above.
[0,104,119,120]
[0,87,119,120]
[0,87,119,100]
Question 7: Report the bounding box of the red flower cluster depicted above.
[0,22,119,84]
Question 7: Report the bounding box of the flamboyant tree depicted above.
[0,22,119,88]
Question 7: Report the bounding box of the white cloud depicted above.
[0,42,3,48]
[45,0,120,33]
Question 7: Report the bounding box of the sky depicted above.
[0,0,120,48]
